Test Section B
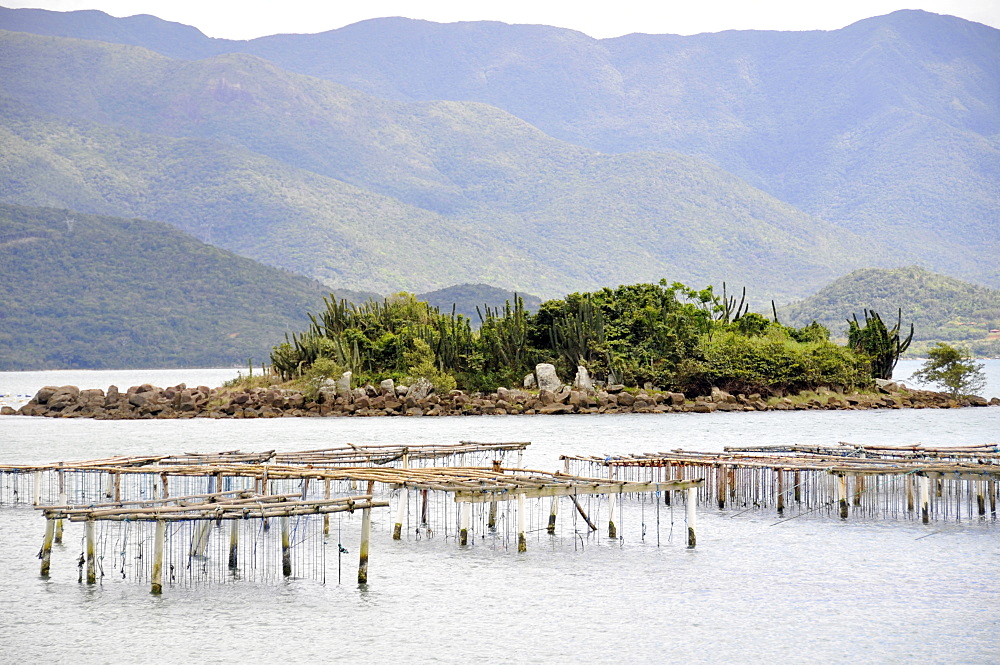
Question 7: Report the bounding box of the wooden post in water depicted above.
[793,470,801,504]
[358,481,374,584]
[989,478,996,518]
[323,479,332,535]
[854,475,864,507]
[85,519,96,584]
[517,493,527,552]
[919,475,930,524]
[160,473,169,500]
[420,489,429,527]
[281,515,292,577]
[113,471,121,503]
[977,481,986,517]
[686,487,697,548]
[151,520,165,595]
[393,455,408,540]
[837,474,848,519]
[32,470,41,506]
[776,469,785,516]
[717,464,727,509]
[547,496,558,535]
[906,475,914,512]
[489,460,501,531]
[39,518,55,577]
[228,519,239,570]
[55,471,66,544]
[607,492,617,539]
[459,501,471,546]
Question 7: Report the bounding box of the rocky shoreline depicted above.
[6,380,997,420]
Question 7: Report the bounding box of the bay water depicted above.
[0,362,997,663]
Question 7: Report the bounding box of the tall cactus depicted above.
[847,308,914,380]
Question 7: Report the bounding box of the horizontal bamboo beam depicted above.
[454,479,703,503]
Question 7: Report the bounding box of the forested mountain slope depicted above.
[0,30,881,300]
[0,204,333,369]
[2,8,995,286]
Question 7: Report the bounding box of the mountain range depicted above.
[0,7,996,303]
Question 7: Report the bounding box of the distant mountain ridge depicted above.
[1,7,995,288]
[0,29,884,301]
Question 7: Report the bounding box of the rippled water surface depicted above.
[1,365,998,663]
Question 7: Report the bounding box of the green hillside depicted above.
[416,284,542,323]
[781,266,1000,356]
[0,31,885,301]
[2,9,994,287]
[0,203,335,369]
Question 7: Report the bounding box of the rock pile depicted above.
[9,380,996,420]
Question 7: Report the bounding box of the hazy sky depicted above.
[4,0,999,39]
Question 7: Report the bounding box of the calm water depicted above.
[1,366,998,663]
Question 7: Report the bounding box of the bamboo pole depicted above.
[776,469,784,516]
[39,518,55,577]
[837,474,848,519]
[323,479,331,536]
[358,480,374,584]
[920,475,930,524]
[686,487,697,548]
[151,520,165,594]
[607,492,617,539]
[459,501,470,546]
[517,493,527,552]
[85,519,96,584]
[228,519,239,570]
[281,516,291,577]
[547,496,558,535]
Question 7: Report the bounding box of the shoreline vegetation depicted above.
[8,280,996,419]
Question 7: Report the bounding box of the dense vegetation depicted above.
[2,8,995,289]
[0,204,331,369]
[272,281,872,395]
[782,267,1000,357]
[0,29,899,301]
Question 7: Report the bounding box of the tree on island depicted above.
[909,343,986,398]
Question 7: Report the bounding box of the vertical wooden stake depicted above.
[40,518,55,577]
[55,471,66,544]
[546,496,558,535]
[976,481,986,516]
[160,473,169,500]
[151,520,165,595]
[85,519,96,584]
[989,478,996,518]
[459,501,470,546]
[906,475,914,512]
[323,479,331,535]
[607,492,617,539]
[113,472,121,503]
[854,475,864,507]
[793,470,801,504]
[776,469,785,516]
[358,480,374,584]
[717,464,727,509]
[393,490,406,540]
[393,455,408,540]
[281,515,292,577]
[228,519,239,570]
[837,474,848,519]
[517,493,527,552]
[686,487,697,548]
[919,475,930,524]
[420,489,429,526]
[32,470,41,506]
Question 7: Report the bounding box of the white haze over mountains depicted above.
[3,0,998,40]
